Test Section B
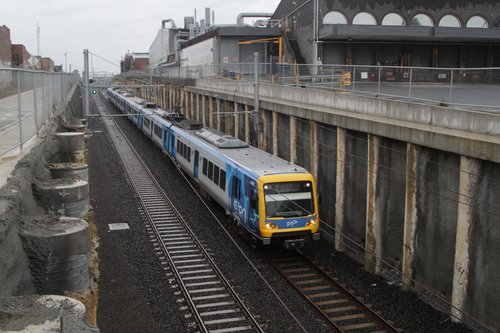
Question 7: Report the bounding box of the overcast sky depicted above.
[2,0,281,74]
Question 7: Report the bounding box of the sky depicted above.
[2,0,281,74]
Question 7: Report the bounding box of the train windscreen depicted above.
[264,181,313,218]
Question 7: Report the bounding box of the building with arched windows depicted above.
[272,0,500,71]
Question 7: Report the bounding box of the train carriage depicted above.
[107,87,320,247]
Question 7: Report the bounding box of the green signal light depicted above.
[91,89,97,95]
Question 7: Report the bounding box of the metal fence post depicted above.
[377,67,381,96]
[33,72,39,133]
[17,71,23,150]
[408,68,413,101]
[448,69,454,104]
[352,65,356,92]
[60,73,64,103]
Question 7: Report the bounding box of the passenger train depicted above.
[106,87,320,247]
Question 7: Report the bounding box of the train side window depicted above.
[203,158,207,175]
[208,162,214,180]
[187,147,191,162]
[177,140,180,152]
[154,125,162,138]
[219,170,226,190]
[232,176,241,199]
[214,165,220,185]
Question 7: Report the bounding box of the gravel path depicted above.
[89,94,473,333]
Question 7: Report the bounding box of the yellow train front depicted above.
[257,173,320,248]
[221,143,320,248]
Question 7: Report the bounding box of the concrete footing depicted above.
[0,295,97,332]
[48,163,89,181]
[34,178,89,218]
[20,216,91,294]
[54,132,85,163]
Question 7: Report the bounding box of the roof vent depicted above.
[195,128,249,148]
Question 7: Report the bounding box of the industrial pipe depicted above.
[236,13,273,26]
[162,19,176,28]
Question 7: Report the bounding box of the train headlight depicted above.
[265,222,277,229]
[307,219,317,227]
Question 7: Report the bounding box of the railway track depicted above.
[94,94,263,333]
[270,251,401,333]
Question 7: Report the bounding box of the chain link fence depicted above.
[154,63,500,111]
[0,68,79,156]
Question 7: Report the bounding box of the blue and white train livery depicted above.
[107,87,320,247]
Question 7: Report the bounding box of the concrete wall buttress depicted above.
[403,143,418,289]
[245,104,250,143]
[273,111,279,156]
[208,96,214,128]
[290,115,297,163]
[335,127,346,252]
[366,134,382,274]
[451,156,480,322]
[310,120,319,181]
[216,98,221,130]
[260,110,267,151]
[202,95,206,127]
[224,101,230,134]
[234,102,239,139]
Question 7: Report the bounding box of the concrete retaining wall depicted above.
[132,77,500,331]
[0,83,86,296]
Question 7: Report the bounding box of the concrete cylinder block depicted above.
[62,123,87,133]
[0,295,96,332]
[48,163,89,181]
[54,132,85,162]
[35,178,89,218]
[20,217,92,294]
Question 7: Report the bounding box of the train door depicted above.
[246,178,259,232]
[138,115,144,130]
[163,128,170,152]
[193,150,199,178]
[231,174,245,225]
[169,132,175,156]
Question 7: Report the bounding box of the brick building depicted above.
[0,25,12,88]
[0,25,12,66]
[40,57,54,71]
[132,55,149,71]
[11,44,30,68]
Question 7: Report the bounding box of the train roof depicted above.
[108,88,309,178]
[191,128,308,178]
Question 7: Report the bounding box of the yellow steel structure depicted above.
[238,37,283,62]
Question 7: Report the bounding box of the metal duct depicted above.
[236,13,273,26]
[162,19,176,28]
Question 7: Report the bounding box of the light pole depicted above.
[64,52,68,72]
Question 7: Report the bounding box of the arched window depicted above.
[382,13,406,26]
[411,14,434,27]
[323,11,348,24]
[439,15,461,27]
[466,16,488,28]
[352,12,377,25]
[495,17,500,28]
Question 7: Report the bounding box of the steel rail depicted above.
[270,250,401,333]
[94,93,263,333]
